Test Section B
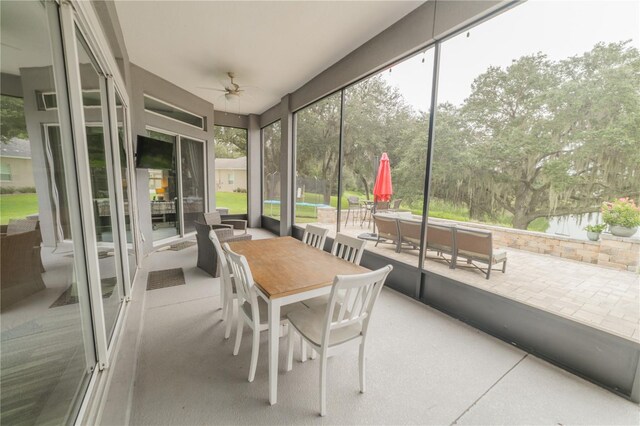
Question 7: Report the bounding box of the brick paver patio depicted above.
[303,222,640,342]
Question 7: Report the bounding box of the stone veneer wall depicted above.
[315,207,640,272]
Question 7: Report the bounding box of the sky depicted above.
[381,0,640,112]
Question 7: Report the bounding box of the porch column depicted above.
[247,113,261,228]
[279,94,293,236]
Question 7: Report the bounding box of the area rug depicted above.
[50,277,117,308]
[168,241,197,251]
[146,268,186,291]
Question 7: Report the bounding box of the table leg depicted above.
[268,299,281,405]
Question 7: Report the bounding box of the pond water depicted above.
[544,212,639,241]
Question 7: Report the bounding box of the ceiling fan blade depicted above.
[197,86,227,92]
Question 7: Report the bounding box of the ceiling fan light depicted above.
[225,92,239,101]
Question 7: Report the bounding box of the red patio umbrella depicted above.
[373,153,392,202]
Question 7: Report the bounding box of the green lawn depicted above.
[0,193,39,225]
[215,192,247,214]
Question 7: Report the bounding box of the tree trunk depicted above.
[512,213,533,230]
[512,191,534,229]
[323,185,331,205]
[359,175,370,200]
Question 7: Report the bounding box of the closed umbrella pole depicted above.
[359,153,393,239]
[373,152,392,203]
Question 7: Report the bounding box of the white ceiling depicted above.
[114,1,424,115]
[1,1,52,76]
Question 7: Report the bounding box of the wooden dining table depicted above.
[227,236,369,405]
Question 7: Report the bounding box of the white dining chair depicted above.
[302,225,329,250]
[331,233,366,264]
[209,230,235,339]
[303,233,367,311]
[286,265,393,416]
[223,243,306,382]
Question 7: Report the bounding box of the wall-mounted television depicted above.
[136,135,174,169]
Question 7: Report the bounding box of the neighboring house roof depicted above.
[0,138,31,159]
[215,156,246,170]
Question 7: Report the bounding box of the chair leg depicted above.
[233,315,244,356]
[220,280,226,315]
[486,263,491,280]
[502,259,507,273]
[301,339,307,362]
[248,328,260,382]
[359,342,366,393]
[287,329,295,372]
[310,347,317,360]
[221,296,227,319]
[224,298,233,339]
[319,353,328,417]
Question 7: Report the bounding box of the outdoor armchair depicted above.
[202,211,247,234]
[454,227,507,279]
[372,214,400,252]
[425,223,456,268]
[344,196,361,226]
[195,221,251,277]
[1,230,45,309]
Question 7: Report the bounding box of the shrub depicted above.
[601,198,640,228]
[0,186,35,194]
[233,188,247,193]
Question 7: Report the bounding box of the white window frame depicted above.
[145,125,208,245]
[60,0,136,373]
[0,162,12,181]
[144,94,206,130]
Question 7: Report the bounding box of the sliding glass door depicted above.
[115,91,137,282]
[147,128,206,239]
[75,30,125,341]
[147,130,179,241]
[180,137,205,234]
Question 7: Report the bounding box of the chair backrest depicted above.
[425,223,455,252]
[372,215,398,239]
[194,221,210,238]
[7,219,39,235]
[209,230,233,295]
[321,265,393,346]
[223,243,260,321]
[391,199,402,210]
[398,219,421,244]
[347,196,360,206]
[455,228,492,261]
[302,225,329,249]
[375,201,390,211]
[1,230,39,283]
[331,233,366,265]
[202,211,222,226]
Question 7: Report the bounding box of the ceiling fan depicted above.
[200,72,244,101]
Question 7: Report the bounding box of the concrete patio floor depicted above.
[303,222,640,342]
[121,228,639,425]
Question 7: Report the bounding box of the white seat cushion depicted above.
[241,298,305,325]
[302,295,330,309]
[492,250,507,263]
[287,307,362,347]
